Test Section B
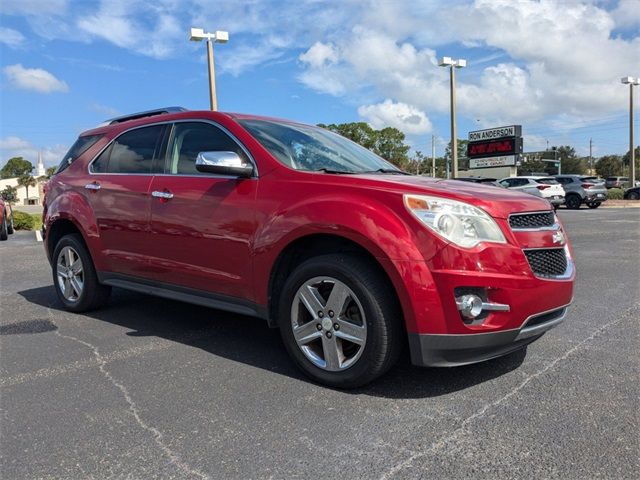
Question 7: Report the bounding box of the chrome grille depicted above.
[524,248,568,278]
[509,211,555,230]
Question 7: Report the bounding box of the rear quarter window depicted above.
[55,134,103,174]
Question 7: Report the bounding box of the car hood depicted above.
[354,174,553,219]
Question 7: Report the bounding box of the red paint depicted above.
[44,110,575,336]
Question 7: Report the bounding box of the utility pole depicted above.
[439,57,466,179]
[621,76,639,186]
[189,28,229,111]
[431,135,436,177]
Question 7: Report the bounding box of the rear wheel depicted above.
[7,215,14,234]
[278,254,403,388]
[52,234,111,312]
[565,194,581,210]
[587,202,601,209]
[628,191,639,200]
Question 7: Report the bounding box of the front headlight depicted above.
[403,194,506,248]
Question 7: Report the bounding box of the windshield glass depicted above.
[238,119,401,174]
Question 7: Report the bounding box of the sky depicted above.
[1,0,639,169]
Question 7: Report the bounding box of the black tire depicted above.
[278,254,403,388]
[628,191,639,200]
[565,194,581,210]
[7,215,14,234]
[52,233,111,312]
[587,202,600,209]
[0,214,7,241]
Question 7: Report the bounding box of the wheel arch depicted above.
[266,232,413,331]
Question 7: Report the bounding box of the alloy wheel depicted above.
[290,276,367,371]
[56,246,84,302]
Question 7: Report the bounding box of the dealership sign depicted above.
[469,155,517,169]
[468,125,522,169]
[468,125,522,141]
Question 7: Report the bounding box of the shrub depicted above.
[12,211,35,230]
[607,188,624,200]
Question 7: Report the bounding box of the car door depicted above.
[86,124,167,277]
[146,121,258,301]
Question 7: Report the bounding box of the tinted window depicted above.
[56,134,102,173]
[555,177,571,184]
[100,126,164,174]
[91,144,112,173]
[535,177,559,184]
[167,122,248,175]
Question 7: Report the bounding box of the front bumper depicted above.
[408,304,569,367]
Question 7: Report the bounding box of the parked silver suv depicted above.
[555,175,607,209]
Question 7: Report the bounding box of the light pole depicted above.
[439,56,466,178]
[190,27,229,111]
[621,76,639,187]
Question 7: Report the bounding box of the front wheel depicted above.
[278,254,403,388]
[7,216,14,234]
[52,234,111,312]
[627,191,639,200]
[587,202,601,209]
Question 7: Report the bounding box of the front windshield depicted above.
[238,119,401,174]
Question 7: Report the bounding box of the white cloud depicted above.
[0,27,25,48]
[77,0,182,59]
[611,0,640,28]
[3,64,69,93]
[90,103,119,117]
[358,100,432,135]
[0,136,68,168]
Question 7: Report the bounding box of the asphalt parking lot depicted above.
[1,208,638,479]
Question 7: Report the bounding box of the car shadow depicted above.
[19,285,526,399]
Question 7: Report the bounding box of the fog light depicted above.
[457,294,484,319]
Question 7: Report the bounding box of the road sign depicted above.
[469,155,517,169]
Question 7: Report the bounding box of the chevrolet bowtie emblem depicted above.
[552,230,565,245]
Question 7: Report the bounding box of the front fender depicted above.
[252,193,445,333]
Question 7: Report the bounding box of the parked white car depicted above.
[499,176,566,208]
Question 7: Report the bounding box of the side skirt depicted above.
[97,272,269,321]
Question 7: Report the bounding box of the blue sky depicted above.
[1,0,639,169]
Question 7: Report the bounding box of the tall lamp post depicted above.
[439,56,466,179]
[621,76,639,187]
[189,27,229,111]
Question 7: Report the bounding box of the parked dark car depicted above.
[623,186,640,200]
[555,175,608,209]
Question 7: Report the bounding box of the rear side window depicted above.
[166,122,249,175]
[56,134,102,174]
[535,177,559,184]
[92,125,165,174]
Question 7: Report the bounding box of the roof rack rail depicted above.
[105,106,189,125]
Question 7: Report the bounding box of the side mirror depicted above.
[195,151,254,177]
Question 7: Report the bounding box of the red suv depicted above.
[43,108,575,387]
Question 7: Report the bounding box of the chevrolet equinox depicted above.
[43,107,575,387]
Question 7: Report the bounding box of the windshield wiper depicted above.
[365,168,411,175]
[313,168,356,174]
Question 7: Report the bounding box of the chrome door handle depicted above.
[84,182,101,191]
[151,190,174,199]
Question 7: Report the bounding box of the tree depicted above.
[622,146,640,174]
[46,166,56,178]
[1,157,33,179]
[444,139,469,171]
[554,145,586,174]
[17,174,37,200]
[318,122,411,168]
[520,157,549,175]
[595,155,623,178]
[0,185,18,205]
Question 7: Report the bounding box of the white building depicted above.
[0,152,48,205]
